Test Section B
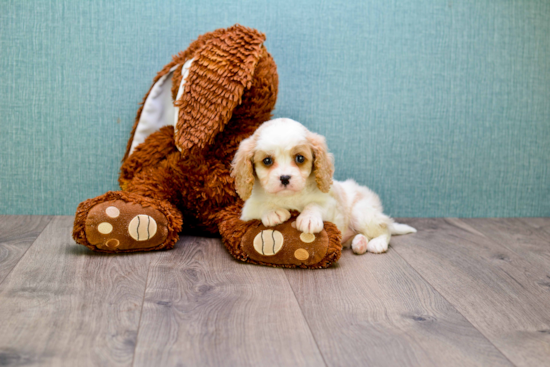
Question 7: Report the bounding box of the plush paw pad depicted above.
[299,232,316,243]
[128,215,157,241]
[105,206,120,218]
[97,222,113,234]
[253,229,284,256]
[294,248,310,261]
[85,200,169,251]
[105,238,120,249]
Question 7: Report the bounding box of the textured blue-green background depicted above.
[1,0,549,217]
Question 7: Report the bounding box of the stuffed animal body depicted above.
[72,25,342,268]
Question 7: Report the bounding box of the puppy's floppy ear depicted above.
[231,136,256,200]
[307,132,334,193]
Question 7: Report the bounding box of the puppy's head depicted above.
[231,118,334,200]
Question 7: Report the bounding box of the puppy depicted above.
[231,118,416,254]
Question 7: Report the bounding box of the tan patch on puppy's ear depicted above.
[231,136,257,200]
[307,132,334,193]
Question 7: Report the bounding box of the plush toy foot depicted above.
[242,220,339,267]
[73,191,183,253]
[218,207,342,269]
[85,200,169,251]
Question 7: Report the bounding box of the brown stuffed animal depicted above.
[72,25,341,269]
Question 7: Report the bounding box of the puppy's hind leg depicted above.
[366,234,391,254]
[351,202,392,254]
[351,234,368,254]
[350,232,390,254]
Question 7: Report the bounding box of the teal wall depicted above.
[1,0,549,217]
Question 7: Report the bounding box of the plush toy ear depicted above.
[174,25,266,155]
[231,136,256,201]
[308,132,334,193]
[122,31,214,162]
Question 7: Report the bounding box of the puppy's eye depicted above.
[263,157,273,166]
[295,154,305,164]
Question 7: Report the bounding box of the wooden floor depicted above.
[0,217,549,366]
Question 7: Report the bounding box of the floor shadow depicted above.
[64,243,163,257]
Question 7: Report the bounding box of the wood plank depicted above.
[462,218,550,273]
[133,236,325,367]
[283,248,513,367]
[523,217,550,236]
[0,216,52,284]
[0,216,152,367]
[391,218,550,367]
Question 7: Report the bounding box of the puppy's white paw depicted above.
[351,235,369,254]
[367,235,389,254]
[296,213,324,234]
[261,209,291,227]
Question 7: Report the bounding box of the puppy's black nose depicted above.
[280,175,291,186]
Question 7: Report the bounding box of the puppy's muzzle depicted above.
[280,175,291,186]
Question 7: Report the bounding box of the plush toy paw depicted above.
[84,200,169,251]
[243,219,328,266]
[232,211,342,268]
[73,191,182,253]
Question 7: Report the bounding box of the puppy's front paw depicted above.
[296,213,324,234]
[262,209,291,227]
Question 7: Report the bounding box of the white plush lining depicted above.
[128,58,194,156]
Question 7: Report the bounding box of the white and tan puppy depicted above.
[231,118,416,254]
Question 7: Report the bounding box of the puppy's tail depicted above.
[388,222,417,235]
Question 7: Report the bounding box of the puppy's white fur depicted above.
[231,118,416,254]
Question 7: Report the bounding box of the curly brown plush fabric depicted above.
[72,25,342,268]
[174,26,266,155]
